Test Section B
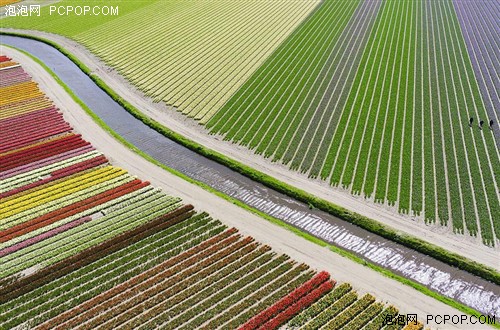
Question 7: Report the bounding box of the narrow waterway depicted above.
[2,35,498,317]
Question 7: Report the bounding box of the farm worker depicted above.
[479,120,484,129]
[490,119,494,130]
[469,117,474,127]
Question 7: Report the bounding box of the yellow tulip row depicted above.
[0,166,126,219]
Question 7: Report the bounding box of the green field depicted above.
[208,0,500,245]
[1,0,319,121]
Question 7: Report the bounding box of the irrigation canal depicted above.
[2,35,499,317]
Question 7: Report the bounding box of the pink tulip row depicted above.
[0,216,92,258]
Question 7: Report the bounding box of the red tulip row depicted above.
[0,204,195,304]
[130,245,271,330]
[0,106,62,137]
[0,109,69,150]
[85,237,257,330]
[0,155,108,199]
[1,145,94,180]
[1,135,89,171]
[51,155,108,177]
[239,271,332,330]
[204,265,312,329]
[1,127,70,153]
[0,179,147,242]
[37,227,237,330]
[261,280,334,330]
[0,133,83,164]
[0,55,11,62]
[0,106,58,128]
[0,123,73,154]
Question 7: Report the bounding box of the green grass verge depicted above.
[2,35,499,326]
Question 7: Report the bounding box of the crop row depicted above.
[0,143,95,180]
[0,154,108,198]
[288,282,352,327]
[0,134,90,172]
[0,149,102,192]
[78,235,254,329]
[69,0,320,121]
[0,179,147,244]
[1,173,137,232]
[0,214,222,329]
[0,191,182,278]
[39,228,238,329]
[240,271,332,329]
[208,0,499,244]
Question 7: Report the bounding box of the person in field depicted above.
[490,119,494,130]
[469,117,474,127]
[479,120,484,129]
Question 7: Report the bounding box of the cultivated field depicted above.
[1,0,320,121]
[3,0,498,246]
[0,59,423,330]
[208,0,500,245]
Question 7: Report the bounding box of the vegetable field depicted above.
[0,60,418,329]
[208,0,500,245]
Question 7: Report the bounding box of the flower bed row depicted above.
[38,227,237,329]
[0,215,222,329]
[288,282,352,327]
[164,256,294,330]
[1,173,136,232]
[1,167,125,218]
[322,293,375,330]
[219,268,314,329]
[363,305,398,330]
[137,248,276,330]
[0,154,108,199]
[302,291,358,329]
[262,280,334,330]
[199,263,311,329]
[0,216,92,258]
[0,179,146,243]
[0,194,182,278]
[342,301,383,330]
[0,149,100,189]
[0,145,95,180]
[239,270,332,330]
[0,134,89,171]
[85,236,257,330]
[0,204,195,304]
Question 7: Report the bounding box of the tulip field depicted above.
[0,59,420,329]
[2,0,498,246]
[207,0,500,245]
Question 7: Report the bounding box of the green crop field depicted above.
[1,0,320,121]
[208,0,500,245]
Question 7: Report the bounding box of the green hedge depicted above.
[2,31,498,287]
